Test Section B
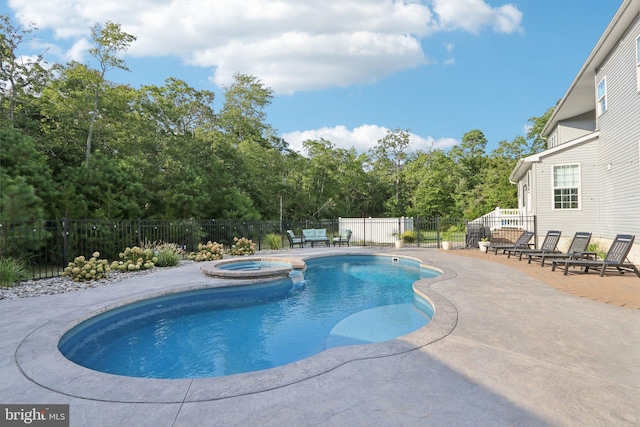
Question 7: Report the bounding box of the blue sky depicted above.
[1,0,622,154]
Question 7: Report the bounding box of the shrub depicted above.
[110,246,158,272]
[142,241,183,267]
[441,225,458,241]
[188,241,224,262]
[401,230,415,243]
[0,258,29,287]
[587,242,607,259]
[229,237,256,256]
[265,233,281,250]
[63,252,111,282]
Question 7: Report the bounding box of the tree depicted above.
[0,15,49,128]
[217,73,274,147]
[526,105,555,154]
[404,149,457,217]
[84,21,136,165]
[448,129,489,218]
[369,128,411,216]
[0,128,55,218]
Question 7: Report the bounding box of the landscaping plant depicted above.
[0,257,29,287]
[188,241,224,261]
[110,246,158,272]
[265,233,281,250]
[63,252,111,282]
[142,241,183,267]
[229,237,256,256]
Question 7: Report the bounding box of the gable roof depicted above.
[509,131,599,183]
[541,0,640,136]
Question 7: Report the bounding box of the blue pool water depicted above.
[58,255,439,379]
[217,260,292,271]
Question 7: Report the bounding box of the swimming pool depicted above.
[58,255,439,379]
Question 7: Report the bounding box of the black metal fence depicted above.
[0,215,536,280]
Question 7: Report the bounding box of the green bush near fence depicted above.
[110,247,158,272]
[63,252,111,282]
[188,241,224,261]
[229,237,256,256]
[265,233,281,250]
[0,258,29,287]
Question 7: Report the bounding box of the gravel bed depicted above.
[0,264,188,300]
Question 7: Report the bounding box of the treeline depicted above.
[0,16,552,223]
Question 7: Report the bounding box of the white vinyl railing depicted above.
[472,207,529,230]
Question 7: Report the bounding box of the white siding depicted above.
[595,16,640,241]
[531,141,600,238]
[557,111,596,144]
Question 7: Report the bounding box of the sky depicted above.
[1,0,623,155]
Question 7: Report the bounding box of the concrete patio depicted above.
[1,247,638,426]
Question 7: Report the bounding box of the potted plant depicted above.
[441,226,456,250]
[478,237,491,253]
[393,232,403,248]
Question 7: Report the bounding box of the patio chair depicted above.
[333,229,352,247]
[527,231,592,266]
[551,234,640,277]
[286,230,304,248]
[509,230,562,260]
[491,230,534,255]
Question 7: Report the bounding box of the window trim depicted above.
[596,76,607,116]
[552,163,581,211]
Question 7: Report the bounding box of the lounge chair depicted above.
[286,230,304,248]
[333,229,352,247]
[508,230,561,260]
[527,231,592,266]
[551,234,640,277]
[491,230,534,255]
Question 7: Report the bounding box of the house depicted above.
[509,0,640,264]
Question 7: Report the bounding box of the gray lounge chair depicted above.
[492,230,534,255]
[551,234,640,277]
[509,230,561,260]
[286,230,304,248]
[333,229,352,247]
[528,231,592,266]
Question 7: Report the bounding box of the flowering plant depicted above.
[188,241,224,261]
[229,237,256,256]
[110,246,158,272]
[63,252,110,281]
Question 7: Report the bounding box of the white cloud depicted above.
[431,0,523,35]
[282,125,458,155]
[8,0,524,94]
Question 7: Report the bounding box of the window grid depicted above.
[553,164,580,210]
[597,77,607,115]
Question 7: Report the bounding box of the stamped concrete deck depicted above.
[1,247,639,426]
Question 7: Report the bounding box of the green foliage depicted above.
[441,225,459,241]
[142,241,183,267]
[265,233,281,250]
[1,18,556,221]
[110,246,157,272]
[401,230,415,243]
[63,252,111,282]
[188,241,224,262]
[229,237,256,256]
[0,258,29,287]
[587,242,607,259]
[57,152,148,219]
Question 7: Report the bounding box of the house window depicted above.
[597,77,607,115]
[553,164,580,209]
